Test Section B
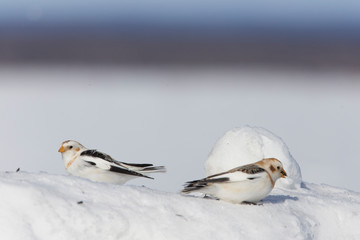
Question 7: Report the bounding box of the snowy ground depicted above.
[1,171,360,240]
[1,70,360,240]
[3,125,358,239]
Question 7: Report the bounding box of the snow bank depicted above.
[1,172,360,240]
[0,126,356,239]
[205,126,302,189]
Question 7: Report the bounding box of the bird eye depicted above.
[69,146,73,149]
[277,166,280,170]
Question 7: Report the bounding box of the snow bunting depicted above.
[182,158,287,204]
[58,140,166,184]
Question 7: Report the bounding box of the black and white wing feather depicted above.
[80,149,155,179]
[182,164,266,193]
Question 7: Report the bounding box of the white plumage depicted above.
[182,158,287,204]
[58,140,166,184]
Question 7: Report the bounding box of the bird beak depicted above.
[58,146,65,153]
[281,169,287,178]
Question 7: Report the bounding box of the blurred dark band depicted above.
[1,23,360,69]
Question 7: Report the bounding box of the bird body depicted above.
[182,158,287,204]
[58,140,166,184]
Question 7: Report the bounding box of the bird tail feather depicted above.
[139,166,166,173]
[182,177,229,193]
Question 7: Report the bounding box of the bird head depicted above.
[58,140,86,160]
[258,158,287,182]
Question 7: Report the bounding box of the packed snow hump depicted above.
[205,126,302,190]
[2,126,360,239]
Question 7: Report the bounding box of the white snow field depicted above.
[1,67,360,239]
[1,126,360,240]
[1,172,360,240]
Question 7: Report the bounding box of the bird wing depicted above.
[79,150,153,179]
[80,149,155,171]
[80,149,117,164]
[182,164,267,193]
[207,163,266,182]
[118,162,155,171]
[120,162,153,168]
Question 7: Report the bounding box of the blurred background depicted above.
[1,0,359,192]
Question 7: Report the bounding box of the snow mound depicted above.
[1,172,360,240]
[205,126,302,189]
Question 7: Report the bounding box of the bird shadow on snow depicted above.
[180,193,298,205]
[262,194,299,204]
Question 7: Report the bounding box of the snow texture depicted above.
[1,126,359,239]
[1,172,360,240]
[206,126,302,189]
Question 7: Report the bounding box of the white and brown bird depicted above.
[58,140,166,184]
[182,158,287,204]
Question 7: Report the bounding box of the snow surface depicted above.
[1,172,360,240]
[206,126,302,189]
[1,67,360,239]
